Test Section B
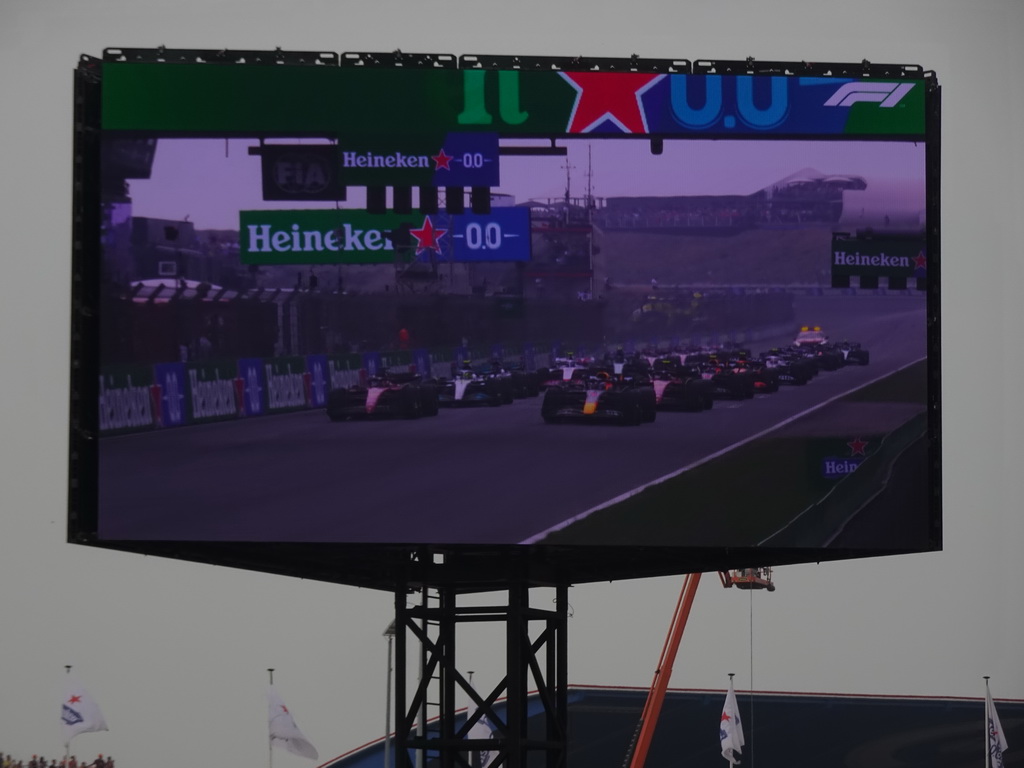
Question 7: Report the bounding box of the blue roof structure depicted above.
[321,685,1023,768]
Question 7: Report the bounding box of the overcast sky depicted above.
[1,2,1022,768]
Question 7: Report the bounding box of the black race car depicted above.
[437,362,513,407]
[835,341,870,366]
[541,368,656,425]
[485,359,541,398]
[759,349,815,386]
[686,353,756,400]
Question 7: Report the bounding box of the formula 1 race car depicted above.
[536,354,590,390]
[649,356,715,411]
[541,368,656,425]
[835,341,870,366]
[759,348,816,386]
[326,371,439,420]
[483,359,541,398]
[437,362,514,407]
[731,354,780,395]
[791,327,855,371]
[685,352,756,400]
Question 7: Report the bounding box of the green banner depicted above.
[102,65,569,136]
[264,357,309,411]
[327,354,363,391]
[99,364,157,433]
[240,210,417,264]
[185,361,240,422]
[101,62,926,138]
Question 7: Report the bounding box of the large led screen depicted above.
[71,52,941,588]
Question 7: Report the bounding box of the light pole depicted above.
[383,620,396,768]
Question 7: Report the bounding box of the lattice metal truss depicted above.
[394,582,569,768]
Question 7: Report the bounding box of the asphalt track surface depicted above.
[98,294,928,545]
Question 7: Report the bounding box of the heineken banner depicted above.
[339,132,499,187]
[264,357,311,412]
[240,208,531,264]
[327,354,364,391]
[99,364,158,433]
[102,64,926,138]
[186,361,241,423]
[435,208,531,262]
[831,233,927,281]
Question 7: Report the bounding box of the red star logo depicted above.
[914,252,927,270]
[721,712,731,722]
[560,72,664,134]
[432,148,453,171]
[409,216,447,255]
[847,437,868,456]
[68,695,82,704]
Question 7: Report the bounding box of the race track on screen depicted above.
[98,294,927,548]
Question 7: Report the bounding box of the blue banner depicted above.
[153,362,188,427]
[362,352,382,377]
[634,75,922,136]
[522,343,536,370]
[432,132,499,186]
[430,207,531,262]
[236,358,267,416]
[412,349,432,376]
[305,355,330,407]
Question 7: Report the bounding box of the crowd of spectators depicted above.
[596,204,757,229]
[0,754,114,768]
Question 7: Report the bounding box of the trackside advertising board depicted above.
[72,51,941,590]
[239,208,531,264]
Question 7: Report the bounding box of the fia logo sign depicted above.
[273,153,332,194]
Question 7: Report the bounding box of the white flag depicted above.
[61,676,108,747]
[986,683,1009,768]
[268,685,319,760]
[467,710,498,768]
[464,680,498,768]
[720,679,745,765]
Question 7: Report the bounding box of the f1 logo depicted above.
[824,82,915,108]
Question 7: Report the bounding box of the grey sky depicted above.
[1,2,1022,768]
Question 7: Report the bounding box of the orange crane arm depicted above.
[625,572,703,768]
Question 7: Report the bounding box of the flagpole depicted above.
[383,621,396,768]
[728,672,735,768]
[984,676,991,768]
[64,666,72,767]
[269,669,275,768]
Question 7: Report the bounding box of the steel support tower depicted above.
[393,579,569,768]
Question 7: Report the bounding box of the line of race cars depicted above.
[325,326,870,425]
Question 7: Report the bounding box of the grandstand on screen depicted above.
[595,168,916,234]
